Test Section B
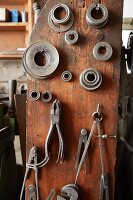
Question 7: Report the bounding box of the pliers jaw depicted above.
[45,99,64,164]
[51,99,61,124]
[28,146,38,164]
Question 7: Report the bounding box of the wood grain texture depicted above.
[26,0,123,199]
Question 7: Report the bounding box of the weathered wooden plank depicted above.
[26,0,123,199]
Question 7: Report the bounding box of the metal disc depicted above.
[23,41,59,79]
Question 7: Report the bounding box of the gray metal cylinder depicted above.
[61,71,72,82]
[65,30,79,45]
[23,41,59,79]
[51,4,70,25]
[80,68,102,91]
[48,3,74,32]
[86,3,108,28]
[29,90,40,101]
[41,91,52,103]
[93,42,113,61]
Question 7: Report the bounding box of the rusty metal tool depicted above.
[20,146,39,200]
[75,104,110,200]
[45,99,64,163]
[28,185,37,200]
[75,105,99,184]
[93,106,109,200]
[75,129,89,174]
[27,100,64,170]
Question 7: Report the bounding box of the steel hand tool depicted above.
[75,129,89,174]
[94,113,109,200]
[75,104,110,200]
[45,99,64,163]
[20,146,39,200]
[75,105,100,184]
[27,99,64,169]
[28,185,37,200]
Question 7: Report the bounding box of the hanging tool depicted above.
[94,107,109,200]
[75,105,110,199]
[20,146,39,200]
[45,99,64,163]
[27,99,64,170]
[28,185,37,200]
[75,129,89,174]
[75,105,99,184]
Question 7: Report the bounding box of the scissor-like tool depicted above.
[45,99,64,163]
[93,105,110,200]
[75,105,110,200]
[20,146,39,200]
[28,185,37,200]
[75,129,89,174]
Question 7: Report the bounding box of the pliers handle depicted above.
[20,146,38,200]
[45,99,64,163]
[76,129,89,174]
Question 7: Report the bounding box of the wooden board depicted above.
[26,0,123,199]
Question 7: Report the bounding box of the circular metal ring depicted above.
[86,3,108,28]
[93,42,113,61]
[51,4,70,24]
[65,30,79,45]
[80,68,102,91]
[48,4,74,32]
[92,112,103,121]
[23,41,59,79]
[41,91,52,103]
[61,71,72,82]
[29,90,40,101]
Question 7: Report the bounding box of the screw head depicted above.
[97,34,105,41]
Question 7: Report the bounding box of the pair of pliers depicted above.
[20,146,39,200]
[45,99,64,163]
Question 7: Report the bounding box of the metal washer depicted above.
[93,42,113,61]
[48,4,74,32]
[80,68,102,91]
[86,3,108,28]
[41,91,52,103]
[23,41,59,79]
[65,30,79,45]
[51,4,71,24]
[61,71,72,82]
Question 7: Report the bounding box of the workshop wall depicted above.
[0,59,26,165]
[0,59,27,94]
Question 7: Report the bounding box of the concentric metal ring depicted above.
[23,41,59,79]
[65,30,79,45]
[93,42,113,61]
[80,68,102,91]
[48,4,74,32]
[86,3,108,28]
[51,4,71,24]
